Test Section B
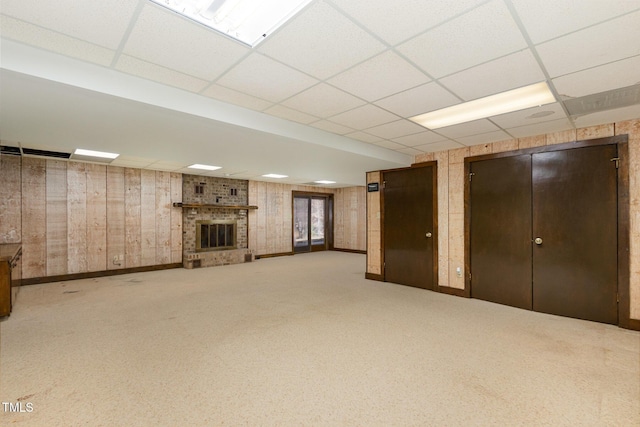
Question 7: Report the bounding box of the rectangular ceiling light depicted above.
[149,0,312,47]
[410,82,556,130]
[262,173,288,179]
[314,180,336,184]
[74,148,119,159]
[188,163,221,170]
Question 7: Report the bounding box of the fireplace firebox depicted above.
[196,220,237,252]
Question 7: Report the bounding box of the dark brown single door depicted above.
[532,145,618,324]
[383,166,435,289]
[470,155,533,309]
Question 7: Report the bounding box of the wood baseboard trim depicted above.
[21,263,183,286]
[332,248,366,254]
[255,252,294,259]
[621,318,640,331]
[438,286,467,297]
[365,272,384,281]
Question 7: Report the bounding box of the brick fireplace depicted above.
[181,175,253,269]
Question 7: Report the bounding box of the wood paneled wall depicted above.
[366,119,640,321]
[366,172,382,276]
[334,187,366,251]
[0,158,182,280]
[248,182,366,256]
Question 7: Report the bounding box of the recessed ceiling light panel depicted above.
[148,0,312,47]
[74,148,119,159]
[314,180,336,184]
[410,82,556,129]
[262,173,288,179]
[188,164,222,171]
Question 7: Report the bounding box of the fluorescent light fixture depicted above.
[314,180,336,184]
[410,82,556,130]
[148,0,312,47]
[188,164,221,171]
[262,173,288,179]
[74,148,119,159]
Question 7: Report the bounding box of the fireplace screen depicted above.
[196,220,236,251]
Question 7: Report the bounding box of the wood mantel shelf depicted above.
[173,202,258,210]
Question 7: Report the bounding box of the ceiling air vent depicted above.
[0,145,22,156]
[22,147,72,159]
[563,84,640,117]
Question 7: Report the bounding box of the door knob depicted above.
[534,237,543,245]
[426,232,432,238]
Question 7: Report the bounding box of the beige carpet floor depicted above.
[1,252,639,426]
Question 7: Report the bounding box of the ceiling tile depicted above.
[364,120,425,139]
[310,120,354,135]
[332,0,487,46]
[329,104,399,129]
[392,131,448,147]
[439,49,546,101]
[396,0,527,78]
[435,119,500,139]
[505,118,574,138]
[536,11,640,78]
[123,4,250,81]
[201,85,273,111]
[1,0,139,49]
[396,146,424,156]
[490,102,568,129]
[374,82,461,117]
[511,0,640,44]
[263,105,318,124]
[552,56,640,99]
[456,130,512,145]
[413,140,464,152]
[282,83,366,118]
[115,55,209,93]
[328,51,430,101]
[1,16,115,66]
[217,53,318,103]
[345,131,384,143]
[257,1,386,79]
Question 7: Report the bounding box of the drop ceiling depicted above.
[1,0,639,187]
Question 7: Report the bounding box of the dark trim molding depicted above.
[625,319,640,331]
[365,272,384,282]
[255,252,294,259]
[438,286,467,297]
[21,263,183,286]
[333,248,366,254]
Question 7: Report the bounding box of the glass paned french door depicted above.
[293,193,332,253]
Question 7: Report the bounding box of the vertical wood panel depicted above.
[0,155,22,244]
[283,186,293,253]
[125,168,141,268]
[334,189,345,248]
[22,157,46,278]
[366,171,382,275]
[357,185,366,251]
[140,169,156,266]
[86,164,107,272]
[435,151,449,288]
[256,182,267,255]
[248,181,258,252]
[170,172,183,264]
[616,119,640,320]
[107,166,125,270]
[46,160,68,276]
[156,171,171,265]
[67,162,87,274]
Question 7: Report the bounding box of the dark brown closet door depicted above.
[532,145,618,324]
[470,155,533,309]
[383,166,435,290]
